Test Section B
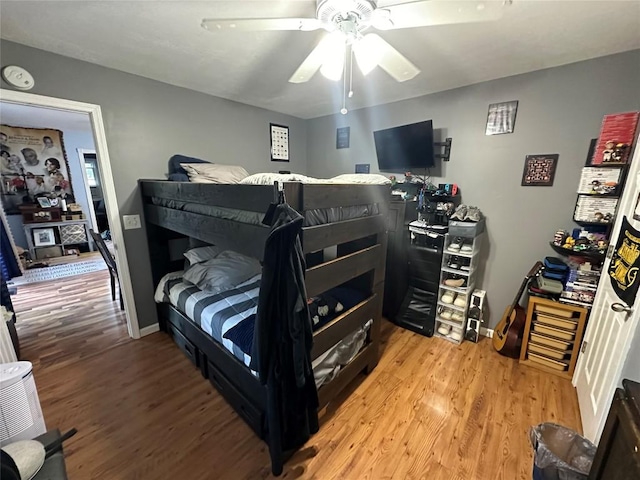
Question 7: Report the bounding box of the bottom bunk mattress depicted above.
[157,273,371,388]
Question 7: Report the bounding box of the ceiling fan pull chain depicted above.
[340,43,349,115]
[348,46,354,99]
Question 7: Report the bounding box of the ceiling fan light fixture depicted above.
[353,34,381,75]
[319,33,346,81]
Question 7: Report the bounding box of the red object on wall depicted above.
[591,111,639,166]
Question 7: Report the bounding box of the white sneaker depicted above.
[451,311,464,322]
[453,294,467,307]
[437,324,452,336]
[449,328,463,341]
[441,291,456,304]
[440,309,453,320]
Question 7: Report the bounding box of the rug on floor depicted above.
[10,259,107,285]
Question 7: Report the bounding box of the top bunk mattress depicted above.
[150,196,379,227]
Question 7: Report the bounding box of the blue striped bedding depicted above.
[167,274,262,372]
[162,273,373,388]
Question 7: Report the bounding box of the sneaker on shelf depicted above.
[438,306,453,320]
[437,324,452,336]
[449,328,463,341]
[453,294,467,308]
[450,204,467,221]
[444,277,466,288]
[464,206,484,222]
[448,237,463,252]
[447,256,461,270]
[460,258,471,272]
[441,291,456,304]
[460,241,473,254]
[451,311,464,322]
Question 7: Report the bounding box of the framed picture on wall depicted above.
[270,123,289,162]
[0,125,74,214]
[336,127,350,149]
[485,100,518,135]
[521,154,559,186]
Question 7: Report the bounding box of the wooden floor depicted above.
[12,272,582,480]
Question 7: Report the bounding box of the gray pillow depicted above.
[183,250,261,293]
[183,245,222,264]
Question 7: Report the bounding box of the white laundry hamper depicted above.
[0,361,46,446]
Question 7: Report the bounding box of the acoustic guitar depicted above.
[492,261,543,358]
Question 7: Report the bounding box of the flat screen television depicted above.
[373,120,435,171]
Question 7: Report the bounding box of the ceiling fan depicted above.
[202,0,509,84]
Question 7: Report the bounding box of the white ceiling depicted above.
[1,1,639,119]
[0,102,92,132]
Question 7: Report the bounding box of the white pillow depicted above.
[183,245,221,264]
[183,250,262,293]
[330,173,392,185]
[239,172,323,185]
[181,163,249,184]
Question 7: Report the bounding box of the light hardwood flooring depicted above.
[12,272,582,479]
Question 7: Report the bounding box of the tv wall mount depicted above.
[434,138,453,162]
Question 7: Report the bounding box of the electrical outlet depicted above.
[123,214,141,230]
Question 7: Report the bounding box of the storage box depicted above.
[35,246,63,259]
[60,224,87,244]
[448,218,485,238]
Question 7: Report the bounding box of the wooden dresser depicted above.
[589,379,640,479]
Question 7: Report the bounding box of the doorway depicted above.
[0,89,140,339]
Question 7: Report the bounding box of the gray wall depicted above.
[306,49,640,329]
[1,40,308,329]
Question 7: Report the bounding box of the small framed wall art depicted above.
[521,154,558,186]
[270,123,289,162]
[336,126,350,149]
[485,100,518,135]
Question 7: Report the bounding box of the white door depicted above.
[573,131,640,443]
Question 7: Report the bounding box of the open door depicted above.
[573,131,640,443]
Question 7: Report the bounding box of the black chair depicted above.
[89,229,123,310]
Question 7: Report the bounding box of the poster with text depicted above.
[608,216,640,306]
[0,126,73,214]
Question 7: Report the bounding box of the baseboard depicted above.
[480,327,494,338]
[139,323,160,337]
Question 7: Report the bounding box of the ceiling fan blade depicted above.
[288,36,331,83]
[358,34,419,82]
[374,0,505,30]
[201,17,322,32]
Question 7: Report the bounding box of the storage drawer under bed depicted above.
[166,321,201,370]
[207,361,265,438]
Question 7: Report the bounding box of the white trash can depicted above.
[0,361,46,446]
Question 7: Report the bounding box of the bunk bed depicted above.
[139,178,390,469]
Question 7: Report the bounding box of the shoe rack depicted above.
[435,233,483,344]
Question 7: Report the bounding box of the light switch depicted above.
[123,214,141,230]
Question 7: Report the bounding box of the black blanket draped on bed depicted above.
[250,202,319,476]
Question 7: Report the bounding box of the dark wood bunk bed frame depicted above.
[139,180,390,446]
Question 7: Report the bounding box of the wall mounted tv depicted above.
[373,120,435,171]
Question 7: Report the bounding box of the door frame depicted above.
[76,148,99,233]
[0,88,141,339]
